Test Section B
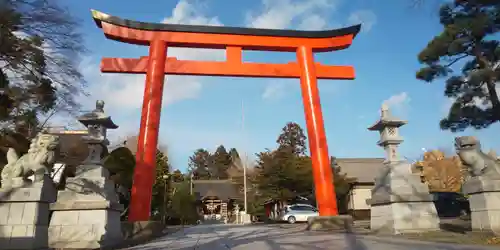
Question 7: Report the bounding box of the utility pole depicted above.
[241,100,248,213]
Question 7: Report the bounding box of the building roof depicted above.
[336,158,385,183]
[192,179,239,201]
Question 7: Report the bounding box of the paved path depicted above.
[121,224,498,250]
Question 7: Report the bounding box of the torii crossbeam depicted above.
[92,10,361,222]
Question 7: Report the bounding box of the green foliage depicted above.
[228,147,240,161]
[104,147,135,188]
[254,123,312,201]
[188,148,211,179]
[171,169,185,182]
[210,145,232,179]
[168,181,199,225]
[416,0,500,132]
[151,150,170,219]
[331,156,355,197]
[254,149,298,201]
[276,122,307,155]
[103,147,136,220]
[103,147,171,220]
[188,146,234,180]
[251,123,353,214]
[330,156,356,213]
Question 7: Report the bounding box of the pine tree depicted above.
[252,122,354,214]
[254,122,313,201]
[188,148,211,180]
[276,122,307,155]
[416,0,500,132]
[254,149,297,201]
[228,147,241,166]
[210,145,232,179]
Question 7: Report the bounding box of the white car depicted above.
[280,204,319,224]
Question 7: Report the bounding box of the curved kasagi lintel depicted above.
[91,10,361,52]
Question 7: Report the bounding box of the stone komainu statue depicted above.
[455,136,500,178]
[0,132,60,185]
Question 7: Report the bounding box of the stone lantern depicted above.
[366,104,439,234]
[77,100,118,164]
[367,103,407,163]
[48,100,123,249]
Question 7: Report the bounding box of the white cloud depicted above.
[161,0,225,60]
[79,0,225,112]
[245,0,336,30]
[383,92,411,117]
[247,0,337,100]
[247,0,377,100]
[297,14,329,30]
[42,0,228,144]
[161,0,221,26]
[347,10,377,32]
[262,82,287,100]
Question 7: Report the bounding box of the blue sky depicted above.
[59,0,500,171]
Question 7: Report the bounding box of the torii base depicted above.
[306,215,354,232]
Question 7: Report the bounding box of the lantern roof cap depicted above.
[367,103,407,131]
[77,100,118,129]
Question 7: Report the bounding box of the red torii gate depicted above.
[91,10,361,222]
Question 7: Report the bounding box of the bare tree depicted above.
[0,0,87,136]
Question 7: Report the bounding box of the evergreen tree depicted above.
[104,147,135,189]
[276,123,313,197]
[210,145,232,179]
[254,122,313,201]
[188,148,211,180]
[103,147,136,220]
[276,122,307,155]
[252,122,354,214]
[151,150,171,219]
[228,147,241,166]
[254,149,297,201]
[171,169,185,182]
[330,156,356,213]
[168,180,199,225]
[416,0,500,132]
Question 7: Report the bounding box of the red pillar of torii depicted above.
[91,10,361,222]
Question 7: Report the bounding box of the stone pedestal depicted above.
[368,161,440,234]
[462,177,500,234]
[0,175,56,250]
[239,212,252,224]
[48,164,123,249]
[307,215,353,232]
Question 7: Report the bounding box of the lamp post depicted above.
[190,172,193,195]
[162,174,170,224]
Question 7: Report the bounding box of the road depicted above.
[120,223,498,250]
